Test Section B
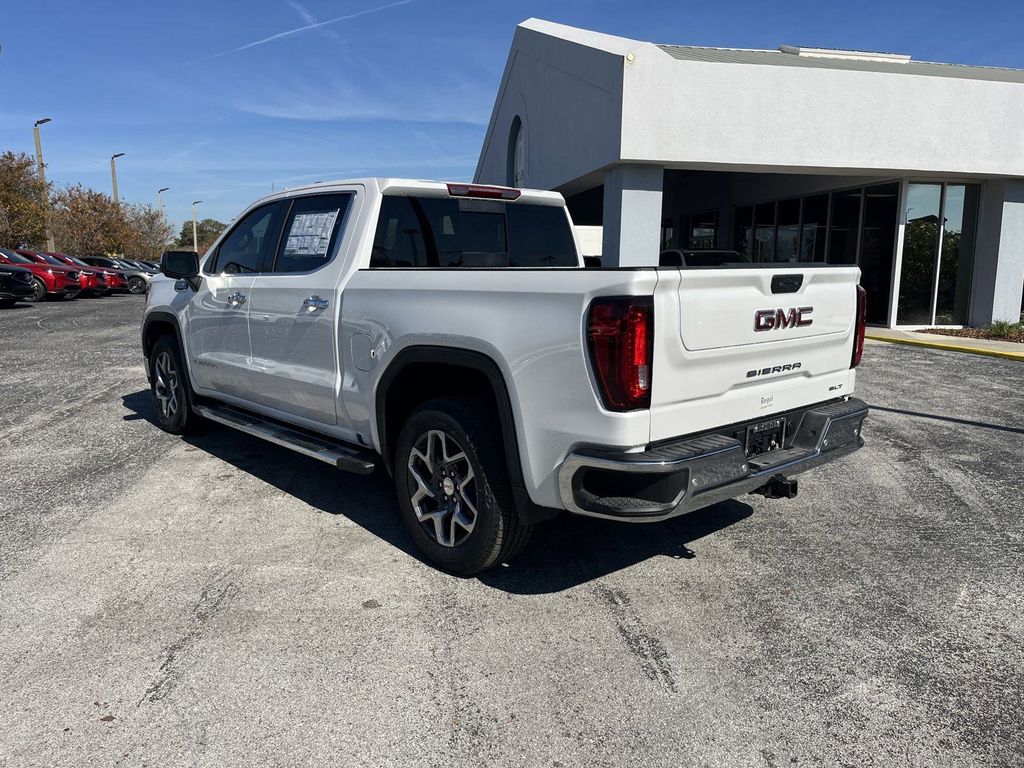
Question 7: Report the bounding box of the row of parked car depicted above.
[0,247,161,307]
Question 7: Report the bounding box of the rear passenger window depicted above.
[370,195,577,268]
[274,194,352,273]
[507,204,577,267]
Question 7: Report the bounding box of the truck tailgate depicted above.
[649,266,861,443]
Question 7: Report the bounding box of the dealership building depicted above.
[475,19,1024,328]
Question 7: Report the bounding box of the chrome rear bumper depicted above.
[557,397,868,521]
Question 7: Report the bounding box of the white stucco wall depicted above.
[474,20,627,192]
[620,49,1024,178]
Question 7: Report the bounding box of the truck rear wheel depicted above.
[394,397,532,574]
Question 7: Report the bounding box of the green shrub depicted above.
[988,320,1022,339]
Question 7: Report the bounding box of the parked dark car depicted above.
[0,263,35,307]
[0,248,81,301]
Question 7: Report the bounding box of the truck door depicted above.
[246,191,357,426]
[186,201,287,399]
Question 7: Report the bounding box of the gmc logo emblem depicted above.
[754,306,814,332]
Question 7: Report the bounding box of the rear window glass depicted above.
[370,195,576,268]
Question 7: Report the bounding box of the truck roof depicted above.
[248,178,565,208]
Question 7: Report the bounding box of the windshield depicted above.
[69,257,90,267]
[2,251,34,264]
[39,254,66,266]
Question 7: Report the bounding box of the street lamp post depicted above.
[157,187,170,219]
[191,200,203,252]
[33,118,55,251]
[110,152,125,204]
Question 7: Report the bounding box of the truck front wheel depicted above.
[394,398,532,574]
[149,335,201,435]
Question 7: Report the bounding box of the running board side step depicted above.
[194,404,376,475]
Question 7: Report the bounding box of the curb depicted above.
[865,333,1024,362]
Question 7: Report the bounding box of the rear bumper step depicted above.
[194,403,376,475]
[557,397,868,521]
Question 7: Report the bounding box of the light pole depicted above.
[33,118,55,251]
[157,187,170,219]
[110,152,125,204]
[191,200,203,252]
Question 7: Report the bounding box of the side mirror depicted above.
[160,250,200,279]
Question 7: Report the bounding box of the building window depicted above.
[828,189,862,265]
[753,202,776,262]
[661,218,675,250]
[507,116,525,187]
[898,182,979,326]
[687,211,718,249]
[800,194,829,263]
[734,205,753,258]
[776,199,800,262]
[859,183,899,324]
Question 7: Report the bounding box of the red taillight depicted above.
[851,285,867,368]
[446,182,521,200]
[587,297,653,411]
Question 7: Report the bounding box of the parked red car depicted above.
[17,250,107,296]
[0,248,81,301]
[47,253,128,293]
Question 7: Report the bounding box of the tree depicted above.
[122,203,175,261]
[50,184,126,256]
[0,151,50,248]
[177,218,226,252]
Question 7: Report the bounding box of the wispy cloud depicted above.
[285,1,341,39]
[193,0,415,62]
[231,73,492,125]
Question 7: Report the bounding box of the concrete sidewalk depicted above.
[866,327,1024,361]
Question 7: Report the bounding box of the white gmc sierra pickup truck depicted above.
[143,178,868,574]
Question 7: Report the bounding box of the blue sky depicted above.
[2,0,1022,232]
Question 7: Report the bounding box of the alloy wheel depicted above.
[407,429,479,547]
[153,351,180,420]
[128,277,145,294]
[30,278,46,302]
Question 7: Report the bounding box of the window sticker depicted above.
[284,210,340,257]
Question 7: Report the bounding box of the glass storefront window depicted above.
[776,199,800,263]
[753,202,776,263]
[860,183,899,325]
[800,194,828,263]
[828,189,862,264]
[688,211,718,249]
[934,185,979,325]
[897,184,942,325]
[734,205,753,259]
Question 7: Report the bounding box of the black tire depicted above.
[149,335,200,434]
[394,397,532,574]
[128,276,146,294]
[27,278,47,302]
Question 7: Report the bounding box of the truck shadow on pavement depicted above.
[123,390,753,594]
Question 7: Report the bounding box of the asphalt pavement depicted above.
[1,295,1021,767]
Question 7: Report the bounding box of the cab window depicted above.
[210,202,285,274]
[272,194,352,273]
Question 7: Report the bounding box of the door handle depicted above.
[227,291,247,306]
[302,295,329,312]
